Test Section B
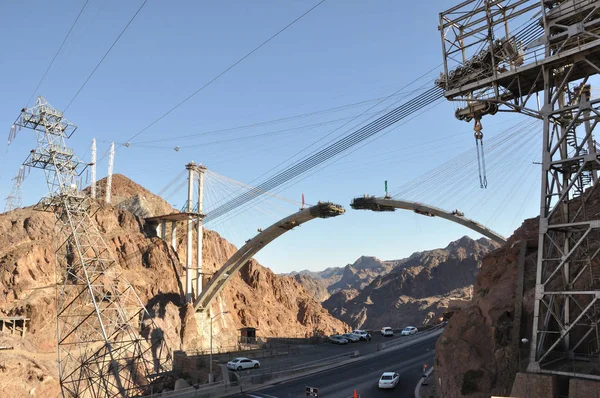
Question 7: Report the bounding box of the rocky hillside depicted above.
[434,186,600,397]
[322,237,500,329]
[0,175,347,397]
[435,218,539,398]
[90,173,174,218]
[293,274,330,302]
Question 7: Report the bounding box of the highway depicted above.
[230,332,438,398]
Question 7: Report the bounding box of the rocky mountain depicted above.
[293,274,330,302]
[322,236,500,329]
[328,256,399,293]
[0,175,347,397]
[287,267,344,295]
[288,256,400,302]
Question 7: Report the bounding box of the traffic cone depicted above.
[353,389,358,398]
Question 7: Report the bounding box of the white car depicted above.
[226,357,260,371]
[378,372,400,389]
[381,327,394,337]
[401,326,418,336]
[352,330,372,341]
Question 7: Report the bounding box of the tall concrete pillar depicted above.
[196,165,207,297]
[185,162,196,303]
[160,220,166,239]
[171,221,177,252]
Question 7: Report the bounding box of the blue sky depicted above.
[0,1,541,273]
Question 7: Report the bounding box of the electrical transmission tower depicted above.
[438,0,600,380]
[14,96,171,397]
[4,166,27,212]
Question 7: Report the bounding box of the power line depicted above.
[204,86,444,223]
[203,16,545,225]
[25,0,91,107]
[222,68,441,201]
[119,0,328,148]
[123,87,425,146]
[64,0,149,111]
[205,96,445,228]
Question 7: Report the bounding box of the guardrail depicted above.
[414,365,435,398]
[161,326,445,397]
[156,351,359,397]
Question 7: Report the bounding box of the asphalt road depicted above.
[239,329,436,372]
[231,332,438,398]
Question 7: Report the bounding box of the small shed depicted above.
[239,327,257,344]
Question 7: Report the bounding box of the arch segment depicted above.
[350,196,506,244]
[194,202,345,312]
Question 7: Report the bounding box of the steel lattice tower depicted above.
[4,166,27,212]
[438,0,600,379]
[14,96,171,397]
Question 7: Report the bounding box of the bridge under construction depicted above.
[4,0,600,396]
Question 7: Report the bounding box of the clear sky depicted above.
[0,1,541,273]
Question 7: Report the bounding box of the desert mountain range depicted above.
[289,237,500,329]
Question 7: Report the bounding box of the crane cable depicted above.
[473,116,487,188]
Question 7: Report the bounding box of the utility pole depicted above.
[105,141,114,204]
[90,138,96,199]
[438,0,600,381]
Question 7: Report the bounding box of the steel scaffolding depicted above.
[14,96,171,397]
[439,0,600,379]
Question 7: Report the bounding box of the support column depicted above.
[171,221,177,252]
[196,165,206,297]
[185,162,196,303]
[91,138,96,199]
[160,220,167,240]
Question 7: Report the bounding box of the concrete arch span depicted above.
[350,196,507,244]
[193,202,345,312]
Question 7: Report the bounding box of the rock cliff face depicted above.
[322,237,499,329]
[435,218,540,398]
[293,274,331,302]
[0,175,347,397]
